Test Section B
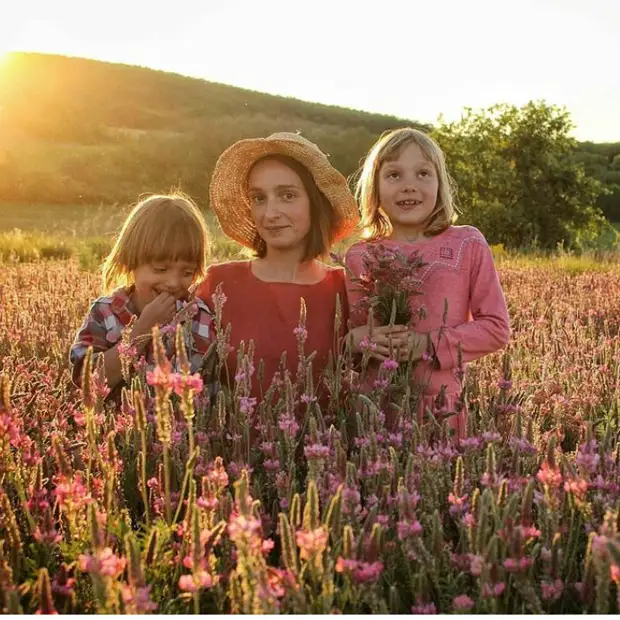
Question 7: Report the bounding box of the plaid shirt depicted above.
[69,287,215,388]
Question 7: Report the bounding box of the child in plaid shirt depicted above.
[70,193,215,398]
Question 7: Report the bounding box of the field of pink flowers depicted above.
[0,258,619,614]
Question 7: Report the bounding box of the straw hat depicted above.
[209,132,360,249]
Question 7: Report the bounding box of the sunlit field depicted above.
[0,214,619,613]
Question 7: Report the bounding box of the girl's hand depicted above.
[344,324,409,359]
[132,293,177,338]
[392,331,428,363]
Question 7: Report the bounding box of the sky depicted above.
[1,0,618,142]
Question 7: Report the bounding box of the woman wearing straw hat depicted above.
[196,132,359,406]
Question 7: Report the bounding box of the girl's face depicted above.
[132,260,198,311]
[377,142,439,240]
[247,159,312,255]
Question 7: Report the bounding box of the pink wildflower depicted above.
[296,527,328,561]
[78,547,126,579]
[381,359,399,371]
[541,579,564,601]
[239,396,257,415]
[178,571,213,593]
[503,556,533,573]
[208,457,229,489]
[353,561,384,584]
[536,462,563,488]
[171,372,203,396]
[293,326,308,341]
[453,594,474,611]
[520,525,542,539]
[264,459,281,472]
[278,413,299,437]
[359,337,377,352]
[120,584,158,613]
[228,513,262,548]
[564,477,588,500]
[397,519,423,540]
[411,601,437,614]
[146,365,172,390]
[482,582,506,598]
[304,443,330,460]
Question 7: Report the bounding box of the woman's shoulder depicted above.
[206,259,251,276]
[196,260,251,299]
[321,263,347,285]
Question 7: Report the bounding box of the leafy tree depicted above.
[432,102,609,250]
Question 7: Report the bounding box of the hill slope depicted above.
[0,52,423,206]
[1,52,618,222]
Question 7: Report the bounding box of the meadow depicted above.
[0,204,619,613]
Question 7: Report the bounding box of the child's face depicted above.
[247,158,312,256]
[377,142,439,239]
[132,260,198,311]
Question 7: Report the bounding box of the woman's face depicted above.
[247,158,312,255]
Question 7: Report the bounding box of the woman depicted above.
[196,132,359,406]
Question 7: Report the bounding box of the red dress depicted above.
[196,261,349,401]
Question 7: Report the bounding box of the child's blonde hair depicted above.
[102,193,209,292]
[355,127,458,240]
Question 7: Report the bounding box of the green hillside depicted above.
[0,52,618,224]
[0,52,424,206]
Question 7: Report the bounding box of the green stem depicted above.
[163,444,172,525]
[173,453,196,524]
[187,417,195,460]
[141,429,150,526]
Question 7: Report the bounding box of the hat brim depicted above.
[209,135,360,251]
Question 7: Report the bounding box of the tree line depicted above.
[1,53,618,250]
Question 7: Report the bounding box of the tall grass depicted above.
[0,254,618,613]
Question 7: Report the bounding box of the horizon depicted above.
[1,0,618,143]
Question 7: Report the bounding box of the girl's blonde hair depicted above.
[355,127,458,240]
[102,193,210,292]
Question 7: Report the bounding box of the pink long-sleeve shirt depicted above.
[345,225,510,436]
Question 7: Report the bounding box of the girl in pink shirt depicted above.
[344,128,510,438]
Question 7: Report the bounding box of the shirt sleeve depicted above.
[190,299,215,356]
[430,237,511,370]
[69,301,112,386]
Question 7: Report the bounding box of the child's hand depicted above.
[392,331,428,363]
[345,324,409,359]
[132,293,177,338]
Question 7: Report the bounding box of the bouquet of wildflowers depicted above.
[335,244,427,327]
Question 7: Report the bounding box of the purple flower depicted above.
[459,437,482,450]
[353,561,384,584]
[411,602,437,614]
[359,337,377,352]
[453,594,474,611]
[278,413,299,437]
[239,396,257,415]
[381,358,399,371]
[304,444,330,460]
[482,431,502,443]
[510,437,537,454]
[264,459,281,472]
[293,326,308,341]
[397,519,423,540]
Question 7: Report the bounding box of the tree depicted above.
[431,101,608,250]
